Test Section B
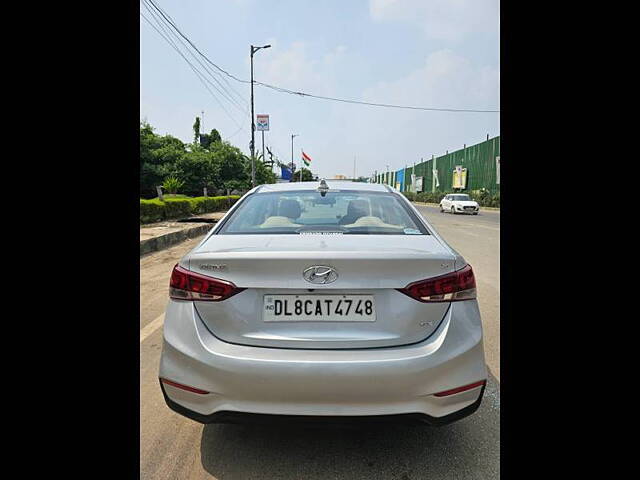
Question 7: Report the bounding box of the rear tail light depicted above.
[434,380,486,397]
[160,378,209,395]
[398,264,477,302]
[169,264,244,301]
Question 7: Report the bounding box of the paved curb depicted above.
[413,202,500,211]
[140,223,212,257]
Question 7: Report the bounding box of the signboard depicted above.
[496,156,500,184]
[415,176,424,192]
[256,114,269,131]
[280,165,292,180]
[452,166,468,189]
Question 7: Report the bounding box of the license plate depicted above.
[263,295,376,322]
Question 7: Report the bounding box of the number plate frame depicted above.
[263,294,376,322]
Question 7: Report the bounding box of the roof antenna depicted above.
[317,178,329,197]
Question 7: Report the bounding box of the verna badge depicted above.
[200,264,228,271]
[303,266,338,285]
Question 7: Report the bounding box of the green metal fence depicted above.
[376,136,500,194]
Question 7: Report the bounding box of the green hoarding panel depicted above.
[392,136,500,194]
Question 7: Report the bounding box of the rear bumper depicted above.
[159,300,487,422]
[160,382,485,426]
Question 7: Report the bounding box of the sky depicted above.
[140,0,500,179]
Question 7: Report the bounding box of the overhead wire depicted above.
[145,0,499,114]
[142,0,249,116]
[140,8,247,133]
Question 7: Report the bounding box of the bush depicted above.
[413,192,447,204]
[139,198,166,224]
[162,176,185,194]
[163,198,194,219]
[189,196,238,214]
[403,191,416,202]
[140,195,241,224]
[485,194,500,208]
[162,194,190,199]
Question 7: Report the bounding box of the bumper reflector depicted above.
[160,378,209,395]
[434,380,486,397]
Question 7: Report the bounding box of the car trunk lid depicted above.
[188,234,456,349]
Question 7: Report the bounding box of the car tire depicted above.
[451,207,456,215]
[440,204,444,212]
[473,212,478,215]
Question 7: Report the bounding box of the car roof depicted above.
[256,181,390,193]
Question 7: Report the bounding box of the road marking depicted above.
[470,224,500,231]
[140,313,165,344]
[450,222,499,231]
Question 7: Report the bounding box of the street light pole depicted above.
[261,130,265,168]
[250,44,271,188]
[291,134,299,182]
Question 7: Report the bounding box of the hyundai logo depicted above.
[303,265,338,285]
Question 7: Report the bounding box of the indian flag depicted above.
[302,150,312,167]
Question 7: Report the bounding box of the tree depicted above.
[174,145,219,196]
[253,156,277,186]
[199,128,222,149]
[140,121,187,198]
[209,129,221,144]
[211,142,250,190]
[140,120,274,198]
[193,116,201,143]
[265,146,276,167]
[290,167,314,182]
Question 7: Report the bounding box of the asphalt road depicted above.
[140,207,500,479]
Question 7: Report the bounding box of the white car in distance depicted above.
[440,194,479,215]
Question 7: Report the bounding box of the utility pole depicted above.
[250,44,271,188]
[353,156,356,181]
[261,130,265,165]
[201,110,205,135]
[291,134,299,182]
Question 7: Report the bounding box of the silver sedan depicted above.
[159,180,487,425]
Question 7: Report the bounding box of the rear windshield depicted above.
[451,195,471,201]
[218,190,429,235]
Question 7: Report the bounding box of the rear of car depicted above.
[159,181,487,425]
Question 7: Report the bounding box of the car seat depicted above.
[339,199,369,225]
[278,199,302,220]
